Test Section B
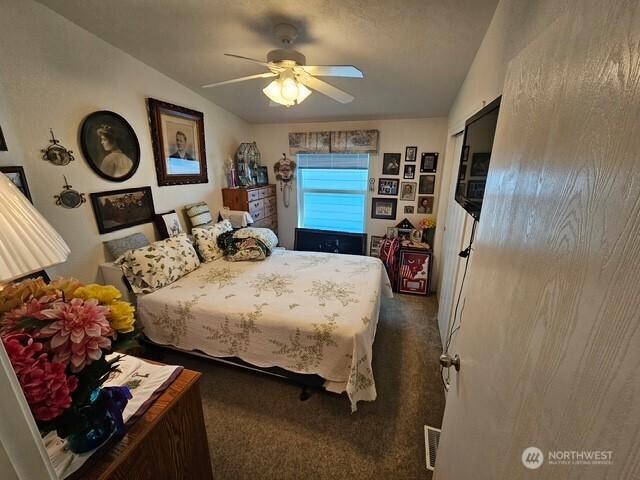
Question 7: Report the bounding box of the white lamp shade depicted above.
[0,173,70,282]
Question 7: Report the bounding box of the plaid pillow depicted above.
[184,201,212,228]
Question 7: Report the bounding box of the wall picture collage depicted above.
[371,146,437,220]
[1,100,210,236]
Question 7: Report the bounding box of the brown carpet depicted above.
[154,293,445,480]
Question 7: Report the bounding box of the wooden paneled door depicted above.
[435,1,640,479]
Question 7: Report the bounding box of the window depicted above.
[297,153,369,233]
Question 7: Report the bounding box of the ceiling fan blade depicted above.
[224,53,272,68]
[298,74,354,103]
[299,65,364,78]
[202,72,277,88]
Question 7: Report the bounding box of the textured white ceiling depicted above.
[37,0,498,123]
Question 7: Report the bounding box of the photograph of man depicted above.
[166,125,200,175]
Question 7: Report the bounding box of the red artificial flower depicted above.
[3,333,78,422]
[38,298,114,372]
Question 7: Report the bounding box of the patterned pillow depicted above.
[117,233,200,294]
[233,227,278,250]
[184,201,212,228]
[192,220,233,262]
[103,232,150,261]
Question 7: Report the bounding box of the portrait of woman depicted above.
[81,111,140,182]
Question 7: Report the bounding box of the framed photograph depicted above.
[256,166,269,186]
[470,152,491,176]
[371,197,398,220]
[0,125,7,151]
[404,205,415,214]
[369,235,384,257]
[386,227,398,238]
[461,145,470,162]
[403,164,416,179]
[90,187,155,234]
[378,178,399,196]
[405,146,417,162]
[382,153,401,175]
[398,250,431,295]
[410,229,423,243]
[417,196,434,214]
[459,164,467,181]
[400,182,417,201]
[1,166,32,202]
[467,180,486,199]
[154,210,183,239]
[148,98,208,186]
[80,111,140,182]
[419,175,436,194]
[420,152,439,173]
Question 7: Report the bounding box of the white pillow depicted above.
[118,233,200,294]
[193,220,233,262]
[233,227,278,250]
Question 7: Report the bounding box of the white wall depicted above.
[0,0,250,282]
[251,118,448,249]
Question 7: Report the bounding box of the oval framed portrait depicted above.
[80,111,140,182]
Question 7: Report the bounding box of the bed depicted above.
[136,249,393,411]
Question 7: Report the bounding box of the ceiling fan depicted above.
[202,23,363,107]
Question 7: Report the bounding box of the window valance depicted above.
[288,129,379,154]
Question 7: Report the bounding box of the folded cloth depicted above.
[219,209,254,228]
[217,230,270,261]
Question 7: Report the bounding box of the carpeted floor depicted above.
[154,293,445,480]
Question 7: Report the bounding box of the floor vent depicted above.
[424,425,441,471]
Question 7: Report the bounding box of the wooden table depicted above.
[75,368,213,480]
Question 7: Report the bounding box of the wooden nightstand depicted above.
[73,369,213,480]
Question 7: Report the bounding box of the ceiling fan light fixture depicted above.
[263,76,311,107]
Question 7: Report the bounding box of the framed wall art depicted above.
[467,180,486,199]
[398,249,431,295]
[378,178,399,196]
[417,196,434,214]
[403,164,416,179]
[148,98,208,186]
[405,146,417,162]
[0,125,7,151]
[80,111,140,181]
[371,197,397,220]
[419,175,435,194]
[154,210,183,239]
[1,166,32,202]
[90,186,155,234]
[404,205,415,214]
[400,182,417,201]
[420,152,439,173]
[382,153,401,175]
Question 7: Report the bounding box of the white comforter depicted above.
[137,249,393,411]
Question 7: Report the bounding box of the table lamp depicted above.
[0,172,70,284]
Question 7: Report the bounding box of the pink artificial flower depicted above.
[0,295,61,334]
[38,298,114,372]
[3,333,78,422]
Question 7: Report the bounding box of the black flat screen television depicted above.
[455,96,501,219]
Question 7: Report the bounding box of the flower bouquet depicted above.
[419,218,437,247]
[0,277,140,453]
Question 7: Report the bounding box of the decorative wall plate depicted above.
[54,176,86,209]
[41,129,75,166]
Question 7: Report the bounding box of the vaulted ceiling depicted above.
[38,0,498,123]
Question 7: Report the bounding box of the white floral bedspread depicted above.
[137,250,393,411]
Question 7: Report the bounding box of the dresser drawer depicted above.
[258,185,275,199]
[254,215,277,230]
[251,209,265,221]
[264,196,277,209]
[248,199,264,213]
[247,189,260,202]
[264,203,276,218]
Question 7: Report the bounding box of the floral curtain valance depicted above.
[289,129,379,154]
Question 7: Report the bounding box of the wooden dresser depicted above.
[222,185,278,233]
[75,368,213,480]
